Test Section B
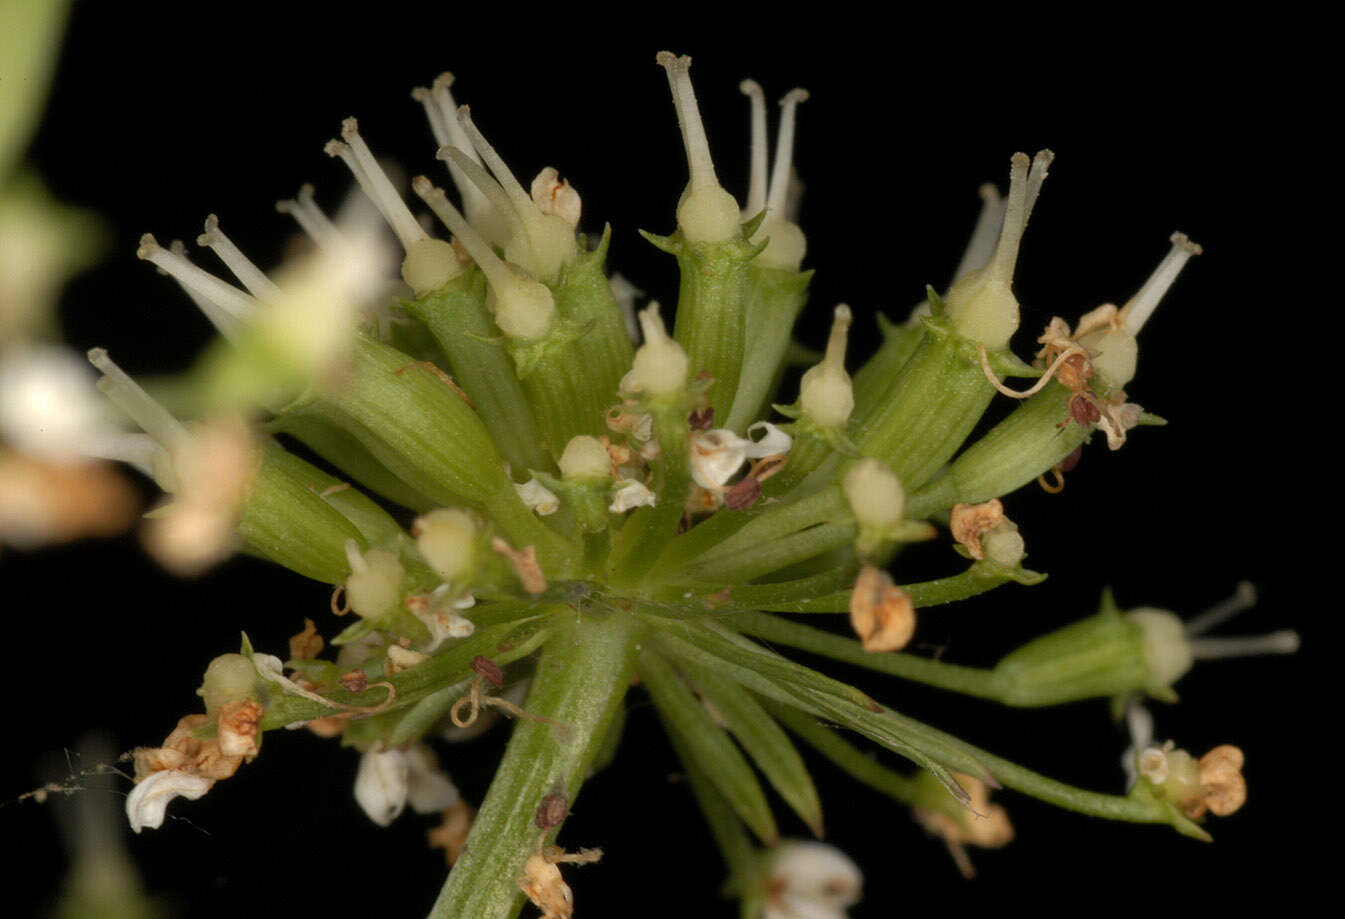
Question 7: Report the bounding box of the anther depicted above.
[327,118,427,251]
[739,79,768,218]
[766,88,809,218]
[86,348,189,449]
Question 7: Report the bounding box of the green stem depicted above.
[732,610,1007,701]
[427,611,641,919]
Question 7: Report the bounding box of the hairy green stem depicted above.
[427,611,641,919]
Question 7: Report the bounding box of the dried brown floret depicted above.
[848,565,916,652]
[949,499,1004,560]
[288,617,325,660]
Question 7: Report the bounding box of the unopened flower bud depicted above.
[631,303,688,398]
[800,304,854,429]
[558,435,612,480]
[344,539,405,621]
[843,458,905,531]
[196,653,258,715]
[401,237,463,296]
[413,509,477,583]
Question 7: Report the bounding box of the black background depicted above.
[5,3,1333,917]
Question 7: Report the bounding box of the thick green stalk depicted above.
[552,226,633,419]
[855,325,999,491]
[850,312,924,424]
[648,231,756,423]
[911,381,1089,512]
[427,611,641,919]
[236,442,368,584]
[404,268,552,475]
[267,408,436,511]
[724,264,812,432]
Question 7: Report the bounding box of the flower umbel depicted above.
[22,48,1297,919]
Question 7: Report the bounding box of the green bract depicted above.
[85,51,1299,919]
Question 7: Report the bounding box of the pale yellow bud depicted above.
[400,238,462,296]
[489,268,556,341]
[196,653,257,715]
[1078,326,1138,386]
[799,304,854,429]
[1127,607,1193,688]
[558,435,612,480]
[632,303,688,398]
[413,509,478,582]
[345,539,405,621]
[843,458,905,532]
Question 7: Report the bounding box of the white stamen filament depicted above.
[79,430,163,478]
[1184,581,1257,637]
[275,184,342,250]
[430,76,480,162]
[1023,149,1054,220]
[739,79,768,217]
[86,348,189,449]
[327,119,427,251]
[766,89,809,217]
[455,107,534,225]
[951,183,1006,284]
[657,52,719,191]
[822,303,851,368]
[137,234,254,336]
[197,214,281,298]
[1121,231,1203,335]
[411,86,452,148]
[437,147,529,245]
[419,74,500,236]
[986,152,1034,284]
[1188,631,1301,660]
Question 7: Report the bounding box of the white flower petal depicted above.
[405,744,460,814]
[744,421,793,458]
[355,749,409,826]
[515,478,560,516]
[690,429,749,490]
[126,770,214,833]
[608,480,656,513]
[769,840,862,908]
